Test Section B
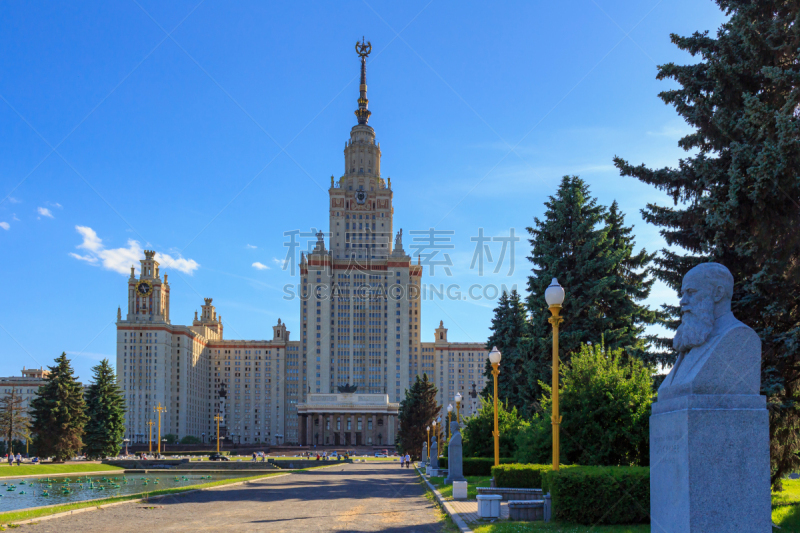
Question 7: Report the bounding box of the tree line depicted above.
[0,353,125,461]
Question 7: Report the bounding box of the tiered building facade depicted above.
[116,42,489,446]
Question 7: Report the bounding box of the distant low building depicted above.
[0,367,50,415]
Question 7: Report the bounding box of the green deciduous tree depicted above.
[483,290,529,412]
[613,0,800,488]
[0,388,30,456]
[515,343,653,467]
[83,359,126,459]
[396,374,439,459]
[30,353,88,462]
[462,397,528,459]
[524,176,658,407]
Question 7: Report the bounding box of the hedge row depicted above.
[437,457,516,476]
[491,463,577,492]
[546,466,650,525]
[490,464,650,525]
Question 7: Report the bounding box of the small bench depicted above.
[508,500,545,521]
[476,487,544,501]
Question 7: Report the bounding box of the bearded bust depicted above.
[658,263,761,401]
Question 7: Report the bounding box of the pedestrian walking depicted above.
[405,453,411,468]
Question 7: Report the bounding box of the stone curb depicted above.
[7,463,345,525]
[0,469,125,481]
[415,465,473,533]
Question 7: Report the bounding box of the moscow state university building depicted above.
[116,45,489,447]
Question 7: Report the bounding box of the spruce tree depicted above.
[483,290,529,413]
[0,388,30,455]
[83,359,126,459]
[30,353,88,462]
[524,176,657,408]
[614,0,800,488]
[602,201,664,364]
[396,374,439,459]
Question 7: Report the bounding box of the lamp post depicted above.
[426,425,431,461]
[214,414,223,453]
[489,346,502,467]
[432,419,438,457]
[545,278,565,471]
[154,402,167,455]
[147,420,155,454]
[161,439,167,454]
[447,404,453,442]
[123,438,130,457]
[455,392,462,423]
[202,432,205,444]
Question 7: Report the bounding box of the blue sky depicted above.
[0,1,727,382]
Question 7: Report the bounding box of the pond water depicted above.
[0,471,252,514]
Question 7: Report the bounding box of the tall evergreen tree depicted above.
[483,290,529,412]
[524,176,657,408]
[602,201,664,364]
[0,388,30,455]
[30,353,88,462]
[396,374,439,459]
[83,359,126,459]
[613,0,800,488]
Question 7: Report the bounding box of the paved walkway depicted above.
[20,463,446,532]
[447,500,509,523]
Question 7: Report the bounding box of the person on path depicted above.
[7,454,12,466]
[15,453,21,465]
[405,453,411,468]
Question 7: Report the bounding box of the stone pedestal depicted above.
[650,394,771,533]
[452,481,468,500]
[430,437,438,469]
[422,442,428,465]
[445,420,466,484]
[477,494,501,518]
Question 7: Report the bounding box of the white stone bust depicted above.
[658,263,761,400]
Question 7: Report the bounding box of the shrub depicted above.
[514,344,654,467]
[438,457,516,476]
[462,398,528,458]
[544,466,650,524]
[491,463,578,492]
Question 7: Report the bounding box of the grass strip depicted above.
[429,475,492,500]
[0,473,282,524]
[0,464,124,478]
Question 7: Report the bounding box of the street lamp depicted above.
[147,420,155,454]
[432,419,438,457]
[154,402,167,455]
[545,277,565,471]
[447,404,453,442]
[161,438,167,455]
[214,414,223,453]
[455,392,462,423]
[202,432,205,444]
[426,425,431,462]
[123,438,130,457]
[489,346,502,467]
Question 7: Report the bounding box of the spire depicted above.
[355,37,372,125]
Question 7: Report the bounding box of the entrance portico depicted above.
[297,393,399,446]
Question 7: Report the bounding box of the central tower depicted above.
[329,38,393,260]
[301,39,421,403]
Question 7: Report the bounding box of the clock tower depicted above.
[328,38,393,260]
[126,250,170,323]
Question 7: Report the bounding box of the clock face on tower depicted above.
[355,190,367,204]
[136,281,153,296]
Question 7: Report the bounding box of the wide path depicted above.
[21,462,446,533]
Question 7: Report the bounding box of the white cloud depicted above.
[647,121,695,140]
[37,207,54,219]
[8,197,21,204]
[272,257,287,268]
[252,262,269,270]
[0,222,9,230]
[69,226,200,275]
[12,214,19,221]
[47,202,63,209]
[246,244,257,249]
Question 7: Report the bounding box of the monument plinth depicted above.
[650,263,771,533]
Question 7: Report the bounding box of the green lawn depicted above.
[0,464,124,478]
[0,472,283,524]
[429,475,492,500]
